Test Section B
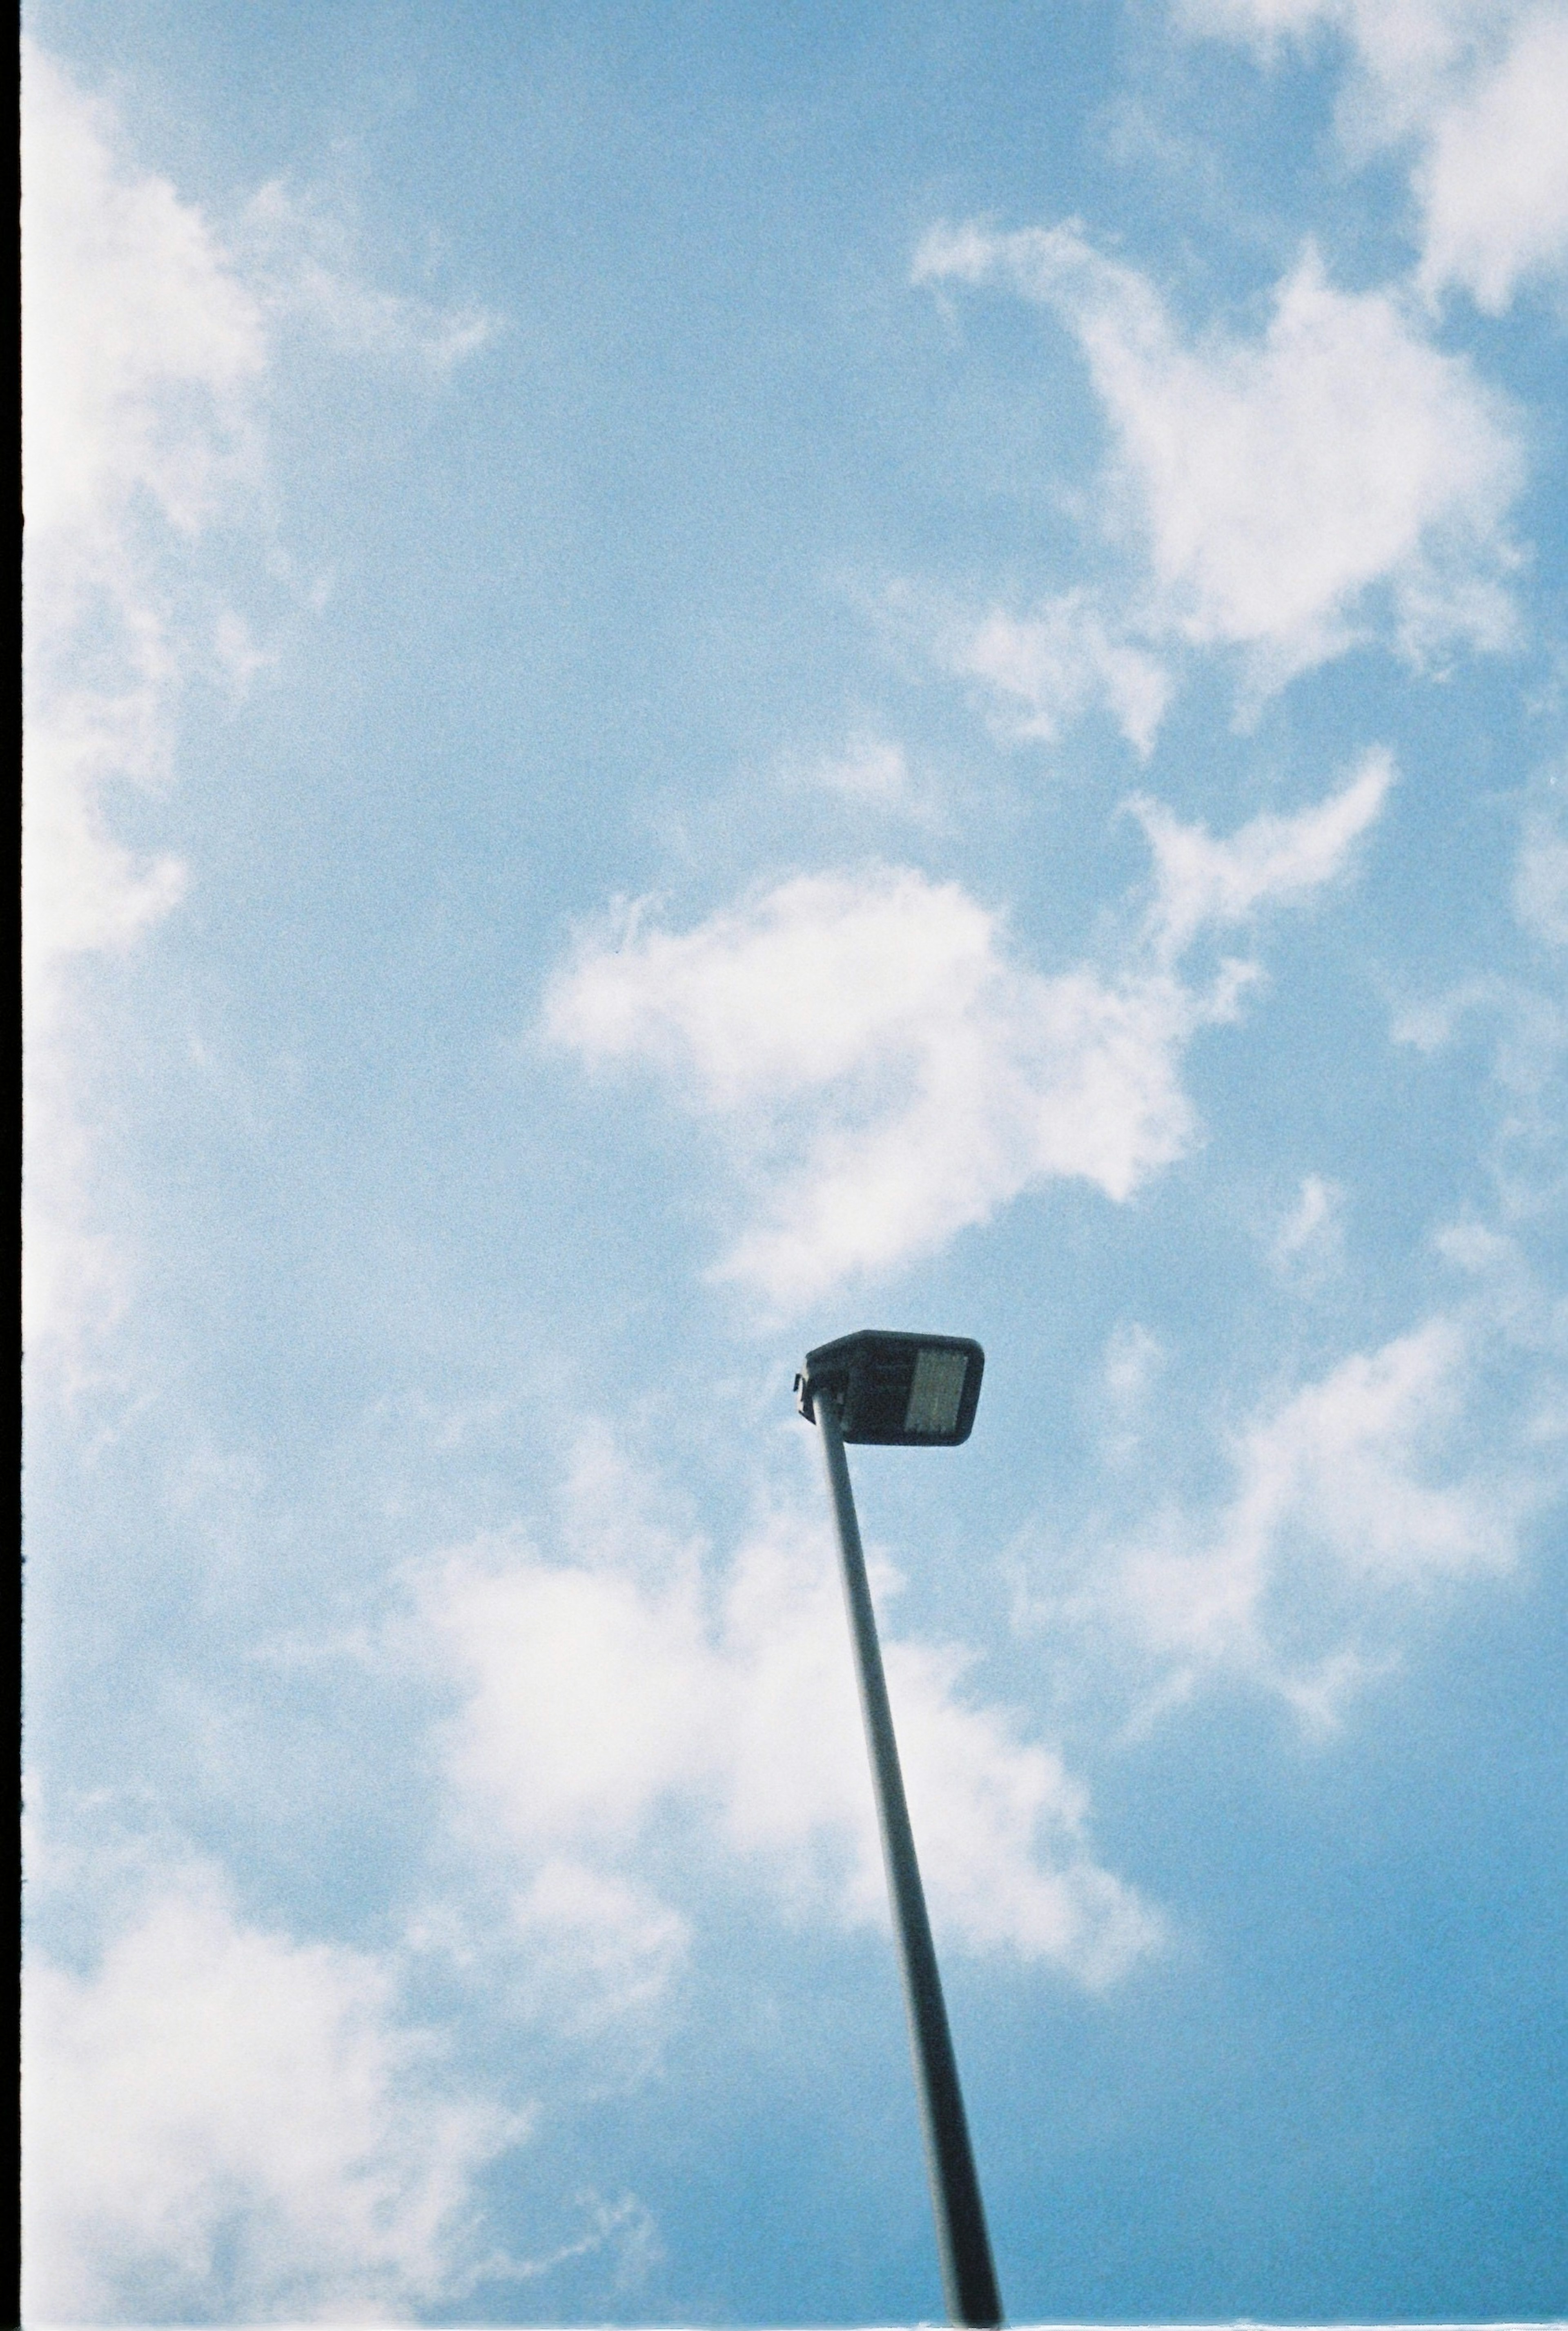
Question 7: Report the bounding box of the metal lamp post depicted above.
[795,1329,1002,2331]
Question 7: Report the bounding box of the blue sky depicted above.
[20,2,1568,2323]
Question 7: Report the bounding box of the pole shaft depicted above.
[815,1390,1003,2330]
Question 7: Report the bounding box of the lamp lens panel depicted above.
[904,1347,969,1437]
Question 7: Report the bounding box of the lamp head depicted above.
[795,1329,984,1446]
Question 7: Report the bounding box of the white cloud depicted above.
[1516,805,1568,946]
[1174,0,1345,47]
[22,1862,519,2324]
[795,730,948,825]
[22,41,263,984]
[1389,973,1503,1055]
[509,1862,692,2030]
[20,51,265,557]
[1414,8,1568,311]
[1096,1321,1168,1468]
[1271,1171,1347,1278]
[1093,1296,1559,1729]
[410,1490,1160,1989]
[930,590,1172,757]
[21,45,494,1378]
[22,44,270,1378]
[20,48,494,996]
[1176,0,1519,109]
[547,760,1389,1306]
[914,224,1523,691]
[1178,0,1568,312]
[425,1541,717,1851]
[1393,945,1567,1217]
[548,866,1206,1305]
[240,177,499,370]
[1136,746,1393,950]
[1479,994,1566,1218]
[1104,1321,1166,1408]
[814,734,915,805]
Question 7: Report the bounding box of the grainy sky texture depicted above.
[20,3,1568,2323]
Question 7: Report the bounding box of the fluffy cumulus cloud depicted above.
[549,867,1204,1304]
[23,1861,518,2324]
[915,222,1523,690]
[409,1468,1160,1991]
[1414,6,1568,310]
[1178,0,1568,311]
[1086,1272,1566,1729]
[547,758,1389,1306]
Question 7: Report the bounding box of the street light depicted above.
[795,1329,1002,2331]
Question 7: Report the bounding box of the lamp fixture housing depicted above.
[795,1329,984,1446]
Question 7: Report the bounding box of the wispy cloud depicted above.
[1516,801,1568,948]
[1270,1170,1347,1282]
[1134,746,1392,951]
[914,223,1524,694]
[960,596,1171,756]
[894,584,1172,757]
[1390,816,1568,1219]
[791,729,949,825]
[1040,1254,1567,1733]
[240,176,499,370]
[1395,979,1568,1223]
[22,43,497,1380]
[1123,1316,1501,1722]
[546,758,1390,1306]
